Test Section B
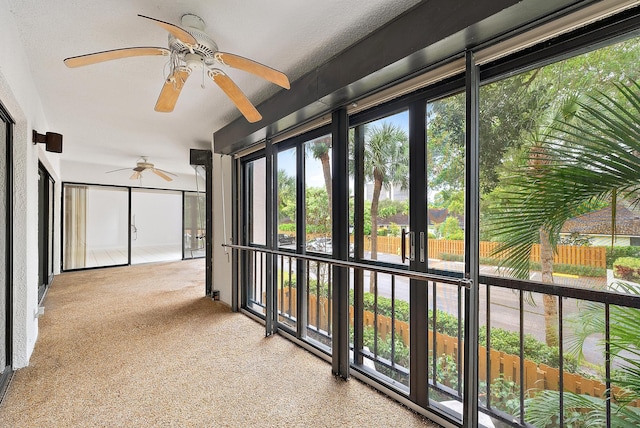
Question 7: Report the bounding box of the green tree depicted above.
[307,136,332,215]
[437,216,464,240]
[364,122,409,292]
[277,169,296,224]
[305,187,331,235]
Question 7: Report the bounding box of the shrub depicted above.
[438,253,606,277]
[613,257,640,281]
[606,246,640,269]
[479,326,578,372]
[278,223,296,232]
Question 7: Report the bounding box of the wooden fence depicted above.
[357,236,607,269]
[275,287,637,407]
[284,232,607,268]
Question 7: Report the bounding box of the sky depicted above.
[277,110,410,189]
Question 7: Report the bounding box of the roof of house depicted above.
[561,205,640,236]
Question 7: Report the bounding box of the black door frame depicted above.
[37,162,55,302]
[0,100,14,400]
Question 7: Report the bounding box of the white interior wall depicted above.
[0,0,62,368]
[212,153,233,305]
[131,190,182,247]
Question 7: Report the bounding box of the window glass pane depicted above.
[246,158,266,246]
[303,134,333,349]
[244,157,267,313]
[38,167,46,287]
[277,147,296,249]
[426,93,465,273]
[479,35,640,425]
[47,178,54,276]
[184,191,205,259]
[63,185,129,269]
[425,91,466,413]
[359,111,409,265]
[276,148,298,331]
[131,189,182,264]
[304,135,332,254]
[349,110,411,389]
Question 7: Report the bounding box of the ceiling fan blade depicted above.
[130,171,141,180]
[154,168,177,177]
[208,70,262,123]
[152,168,173,182]
[106,167,133,174]
[155,68,191,112]
[138,14,197,46]
[215,52,290,89]
[64,47,170,68]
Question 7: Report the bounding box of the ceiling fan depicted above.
[63,14,290,123]
[107,157,176,182]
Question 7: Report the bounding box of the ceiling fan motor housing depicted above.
[168,14,218,64]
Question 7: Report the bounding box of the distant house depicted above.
[364,183,409,202]
[377,208,464,235]
[560,205,640,247]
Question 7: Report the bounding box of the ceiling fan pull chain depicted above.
[201,64,206,89]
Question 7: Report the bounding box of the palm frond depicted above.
[525,389,640,427]
[487,81,640,278]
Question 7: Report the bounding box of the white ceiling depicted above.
[7,0,421,183]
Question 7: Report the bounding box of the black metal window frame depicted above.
[233,9,640,428]
[0,100,14,400]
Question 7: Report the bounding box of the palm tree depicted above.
[364,122,409,292]
[308,136,332,212]
[487,81,640,425]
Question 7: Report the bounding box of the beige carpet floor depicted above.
[0,259,440,427]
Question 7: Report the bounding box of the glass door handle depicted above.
[409,231,415,261]
[401,228,407,263]
[420,232,425,262]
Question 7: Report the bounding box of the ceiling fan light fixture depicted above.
[181,14,206,31]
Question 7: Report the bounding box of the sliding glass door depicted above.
[38,163,55,301]
[63,184,206,270]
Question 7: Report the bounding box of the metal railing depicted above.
[230,243,472,426]
[478,273,640,427]
[230,243,640,426]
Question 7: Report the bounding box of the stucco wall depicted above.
[0,1,62,368]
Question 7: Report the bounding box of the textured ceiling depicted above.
[7,0,421,182]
